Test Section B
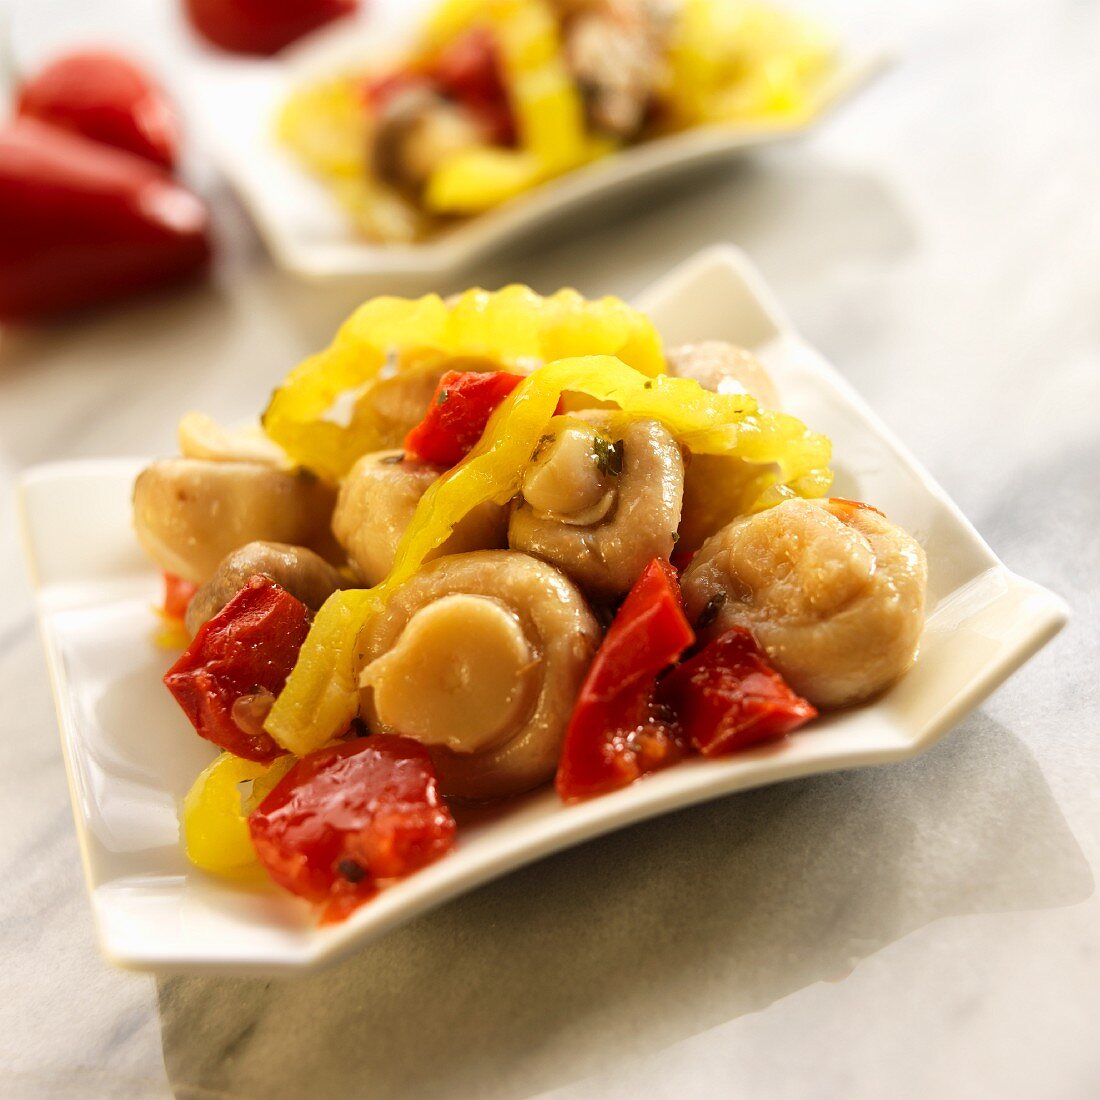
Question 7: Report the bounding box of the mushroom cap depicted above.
[359,550,601,800]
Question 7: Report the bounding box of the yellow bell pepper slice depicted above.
[276,76,371,179]
[425,147,544,213]
[428,0,589,176]
[265,355,831,755]
[182,753,295,875]
[262,287,665,481]
[667,0,833,128]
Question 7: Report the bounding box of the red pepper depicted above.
[431,28,516,145]
[556,559,695,801]
[658,627,817,756]
[17,50,180,170]
[164,575,310,762]
[162,572,198,621]
[183,0,359,57]
[0,119,211,323]
[404,369,524,467]
[249,736,456,923]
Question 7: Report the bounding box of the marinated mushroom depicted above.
[359,551,601,800]
[681,497,927,708]
[184,541,346,636]
[133,459,337,585]
[358,354,506,448]
[177,412,291,467]
[666,341,783,553]
[508,414,684,600]
[333,449,507,585]
[372,86,486,194]
[665,341,781,409]
[564,0,670,139]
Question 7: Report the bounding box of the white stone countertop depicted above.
[1,0,1097,1097]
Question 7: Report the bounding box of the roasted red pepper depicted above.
[249,736,456,923]
[404,369,524,467]
[0,119,211,323]
[164,575,310,762]
[17,50,181,170]
[184,0,359,56]
[658,627,817,756]
[162,572,198,621]
[556,559,695,801]
[432,28,515,145]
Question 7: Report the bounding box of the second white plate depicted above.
[185,1,886,284]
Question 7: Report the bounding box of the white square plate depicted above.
[18,247,1067,975]
[185,1,886,285]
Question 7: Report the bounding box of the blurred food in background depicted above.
[17,50,181,169]
[278,0,834,243]
[0,51,211,324]
[183,0,360,56]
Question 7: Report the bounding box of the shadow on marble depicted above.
[471,151,915,297]
[157,711,1090,1100]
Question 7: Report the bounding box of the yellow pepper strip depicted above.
[276,76,371,179]
[421,0,593,214]
[265,355,831,755]
[262,287,665,481]
[425,147,544,213]
[490,0,587,170]
[666,0,833,128]
[183,753,294,875]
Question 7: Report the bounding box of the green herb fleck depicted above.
[697,591,727,629]
[437,389,450,406]
[337,859,367,883]
[593,436,624,477]
[531,433,556,463]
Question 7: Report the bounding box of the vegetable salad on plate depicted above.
[133,286,926,922]
[278,0,834,241]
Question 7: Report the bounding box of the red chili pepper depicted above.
[556,559,695,801]
[162,572,198,621]
[183,0,359,57]
[431,28,516,145]
[249,736,456,923]
[164,575,310,762]
[404,369,525,467]
[0,119,211,323]
[17,50,181,170]
[658,627,817,756]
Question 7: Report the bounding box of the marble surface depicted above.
[1,0,1099,1097]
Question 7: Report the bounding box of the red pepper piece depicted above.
[0,119,211,323]
[556,559,695,801]
[432,28,516,145]
[164,575,310,762]
[162,572,198,621]
[17,50,181,170]
[249,736,456,923]
[404,369,524,467]
[184,0,359,57]
[658,627,817,756]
